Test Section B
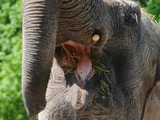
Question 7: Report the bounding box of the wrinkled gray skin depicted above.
[22,0,160,120]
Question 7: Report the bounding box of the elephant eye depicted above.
[125,13,138,26]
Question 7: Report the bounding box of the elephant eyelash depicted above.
[125,13,139,26]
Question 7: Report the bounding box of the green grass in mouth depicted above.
[64,55,114,106]
[93,58,114,106]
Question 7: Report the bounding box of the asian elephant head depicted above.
[22,0,160,120]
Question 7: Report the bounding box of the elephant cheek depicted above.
[22,0,61,118]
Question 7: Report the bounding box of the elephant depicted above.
[22,0,160,119]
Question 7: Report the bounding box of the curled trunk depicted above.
[22,0,110,118]
[22,0,61,118]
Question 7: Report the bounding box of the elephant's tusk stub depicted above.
[92,34,100,43]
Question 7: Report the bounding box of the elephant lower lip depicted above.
[74,54,95,84]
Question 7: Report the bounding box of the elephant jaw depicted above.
[55,40,96,87]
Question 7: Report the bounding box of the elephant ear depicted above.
[155,18,160,82]
[140,10,160,80]
[140,8,160,120]
[142,82,160,120]
[145,40,160,120]
[22,0,61,118]
[156,47,160,80]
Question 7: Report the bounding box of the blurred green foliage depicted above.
[146,0,160,24]
[0,0,159,120]
[137,0,160,24]
[0,0,28,119]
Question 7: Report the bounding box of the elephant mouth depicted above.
[55,40,99,110]
[55,40,97,87]
[55,41,112,111]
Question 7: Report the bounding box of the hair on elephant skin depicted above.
[22,0,160,119]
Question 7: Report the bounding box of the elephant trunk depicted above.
[22,0,61,118]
